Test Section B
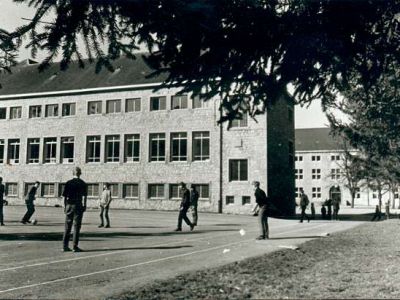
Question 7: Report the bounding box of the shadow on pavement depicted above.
[271,213,388,222]
[269,235,325,240]
[83,245,193,252]
[0,228,238,241]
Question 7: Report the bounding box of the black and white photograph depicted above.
[0,0,399,299]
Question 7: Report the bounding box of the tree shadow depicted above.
[83,245,193,252]
[212,224,242,226]
[269,235,325,240]
[0,228,238,241]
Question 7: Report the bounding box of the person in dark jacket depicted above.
[252,181,270,240]
[21,181,40,224]
[62,167,87,252]
[174,182,194,232]
[0,177,5,226]
[190,185,199,226]
[299,188,310,223]
[326,198,333,220]
[321,204,327,220]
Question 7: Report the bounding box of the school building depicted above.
[0,57,295,215]
[295,127,394,207]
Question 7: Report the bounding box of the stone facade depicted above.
[0,62,295,214]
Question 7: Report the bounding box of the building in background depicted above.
[295,127,394,207]
[0,57,295,215]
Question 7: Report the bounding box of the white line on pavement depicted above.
[0,223,332,294]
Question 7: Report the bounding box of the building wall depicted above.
[0,86,282,213]
[295,150,394,207]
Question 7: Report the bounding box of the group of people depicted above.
[0,168,202,252]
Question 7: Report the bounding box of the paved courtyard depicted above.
[0,205,366,299]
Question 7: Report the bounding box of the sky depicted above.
[1,0,330,129]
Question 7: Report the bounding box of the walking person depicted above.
[0,177,5,226]
[62,167,87,252]
[310,202,316,220]
[252,181,270,240]
[326,198,333,220]
[299,188,310,223]
[190,185,199,226]
[332,198,340,220]
[174,182,194,232]
[321,204,327,220]
[21,181,40,224]
[98,183,112,228]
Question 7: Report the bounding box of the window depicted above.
[123,184,139,199]
[124,134,140,162]
[295,155,303,162]
[312,187,321,198]
[45,104,58,117]
[394,191,399,199]
[62,103,76,116]
[355,187,361,199]
[312,169,321,179]
[231,114,248,128]
[108,183,119,197]
[229,159,248,181]
[42,183,55,197]
[150,96,166,111]
[43,137,57,164]
[58,183,66,197]
[106,99,121,114]
[61,137,74,163]
[87,183,100,198]
[27,138,40,164]
[226,196,234,205]
[10,107,22,119]
[105,135,120,162]
[0,108,6,119]
[126,98,141,112]
[29,105,42,118]
[87,136,101,163]
[295,187,303,198]
[192,95,204,109]
[331,155,341,161]
[295,169,303,180]
[6,183,18,197]
[149,133,166,161]
[192,184,210,199]
[331,169,341,180]
[88,101,102,115]
[148,184,165,199]
[242,196,251,205]
[311,155,321,161]
[372,193,377,199]
[7,139,20,164]
[169,184,183,199]
[170,132,187,161]
[171,95,188,109]
[0,139,4,163]
[193,131,210,161]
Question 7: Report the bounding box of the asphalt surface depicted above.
[0,206,364,299]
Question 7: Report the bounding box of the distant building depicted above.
[295,127,394,207]
[0,56,295,215]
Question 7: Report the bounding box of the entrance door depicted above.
[330,186,341,203]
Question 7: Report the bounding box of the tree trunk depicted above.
[351,191,355,208]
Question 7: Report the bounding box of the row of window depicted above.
[295,187,321,199]
[295,155,341,162]
[295,169,341,180]
[0,95,208,120]
[4,182,211,200]
[226,195,251,205]
[0,132,211,165]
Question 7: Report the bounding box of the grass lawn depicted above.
[110,219,400,299]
